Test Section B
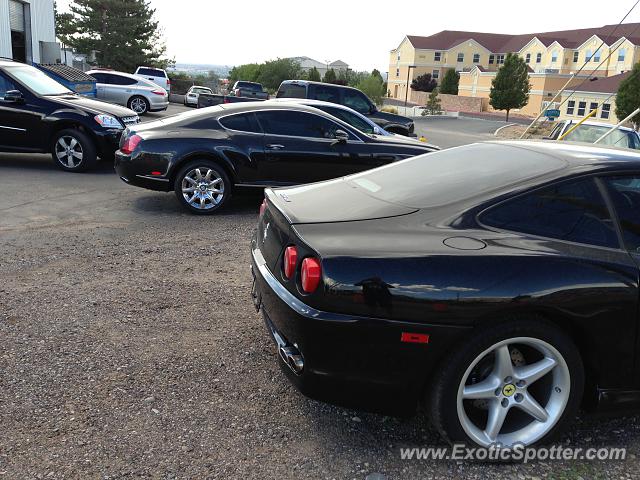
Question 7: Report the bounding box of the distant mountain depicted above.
[170,63,232,78]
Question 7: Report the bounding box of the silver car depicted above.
[87,70,169,115]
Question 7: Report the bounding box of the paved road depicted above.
[413,116,504,149]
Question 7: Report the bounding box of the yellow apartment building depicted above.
[388,24,640,118]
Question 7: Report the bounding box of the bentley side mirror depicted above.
[4,90,23,103]
[333,129,349,144]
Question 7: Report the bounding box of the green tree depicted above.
[228,63,261,85]
[424,88,442,115]
[55,0,171,71]
[489,53,530,121]
[615,62,640,128]
[323,68,337,84]
[54,2,76,46]
[308,66,321,82]
[357,73,385,106]
[411,73,437,92]
[371,69,384,84]
[257,58,302,92]
[439,69,459,95]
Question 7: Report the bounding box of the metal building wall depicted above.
[0,0,56,63]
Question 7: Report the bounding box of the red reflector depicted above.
[151,90,166,96]
[121,134,142,155]
[283,246,298,279]
[401,332,430,344]
[259,199,267,217]
[150,171,162,176]
[301,257,321,293]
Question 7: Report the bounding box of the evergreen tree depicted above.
[410,73,437,92]
[615,62,640,128]
[323,68,337,84]
[56,0,171,71]
[439,69,459,95]
[489,53,530,121]
[425,88,442,115]
[356,73,385,106]
[308,67,321,82]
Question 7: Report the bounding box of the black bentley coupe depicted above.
[251,140,640,448]
[114,103,437,213]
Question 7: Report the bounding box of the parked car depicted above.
[184,85,213,107]
[546,120,640,149]
[276,80,415,136]
[197,92,263,108]
[0,59,139,172]
[134,66,170,93]
[232,81,269,99]
[87,70,169,115]
[252,140,640,448]
[114,102,438,214]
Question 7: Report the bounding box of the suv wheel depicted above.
[128,96,149,115]
[429,319,584,448]
[173,160,232,214]
[52,129,97,172]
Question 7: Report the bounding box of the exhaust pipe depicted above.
[279,345,304,374]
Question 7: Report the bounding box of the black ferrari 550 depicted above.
[251,140,640,448]
[114,102,437,213]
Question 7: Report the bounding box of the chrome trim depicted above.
[0,125,26,132]
[135,174,170,182]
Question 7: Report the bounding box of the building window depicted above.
[589,102,598,115]
[551,50,558,63]
[473,53,480,63]
[457,53,464,63]
[577,101,586,116]
[489,55,495,64]
[536,53,542,63]
[396,68,399,77]
[586,49,592,61]
[593,49,601,62]
[567,100,575,115]
[434,51,441,62]
[432,70,439,80]
[602,103,611,119]
[497,55,505,64]
[525,53,531,63]
[397,53,400,61]
[573,51,579,62]
[618,49,626,62]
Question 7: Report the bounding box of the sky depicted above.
[57,0,640,72]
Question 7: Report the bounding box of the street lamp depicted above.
[404,65,417,108]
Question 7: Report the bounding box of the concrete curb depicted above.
[494,123,518,136]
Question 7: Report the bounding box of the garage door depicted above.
[9,0,25,32]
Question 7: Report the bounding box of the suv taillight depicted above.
[121,134,142,154]
[283,246,298,279]
[301,257,321,293]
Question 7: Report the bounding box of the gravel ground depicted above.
[1,151,640,478]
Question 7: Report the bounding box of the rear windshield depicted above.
[564,124,639,150]
[347,143,567,208]
[236,82,262,91]
[276,83,306,99]
[191,87,212,94]
[137,68,166,77]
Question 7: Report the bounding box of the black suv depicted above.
[276,80,415,136]
[0,59,140,172]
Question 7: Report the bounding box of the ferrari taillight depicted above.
[301,257,321,293]
[283,246,298,279]
[121,134,142,154]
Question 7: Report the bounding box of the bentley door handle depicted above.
[266,144,285,150]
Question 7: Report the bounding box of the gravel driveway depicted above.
[1,149,639,479]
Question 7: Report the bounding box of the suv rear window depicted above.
[276,83,306,99]
[137,68,166,78]
[236,82,262,91]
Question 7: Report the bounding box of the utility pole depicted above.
[404,65,416,108]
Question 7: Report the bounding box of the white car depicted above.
[184,86,213,107]
[134,66,170,93]
[547,120,640,150]
[87,70,169,115]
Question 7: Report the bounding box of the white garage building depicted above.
[0,0,58,64]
